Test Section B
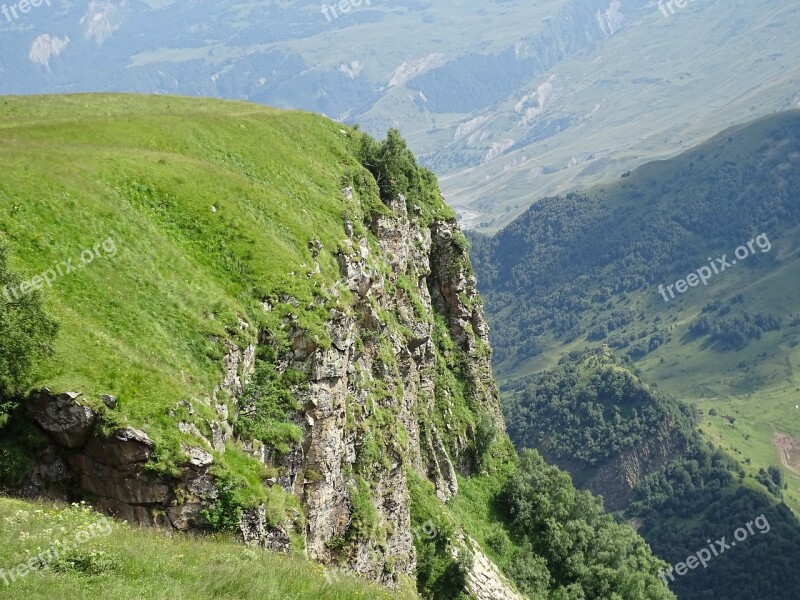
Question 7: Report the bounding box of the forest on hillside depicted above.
[502,349,800,600]
[468,114,800,369]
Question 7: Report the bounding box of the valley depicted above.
[470,109,800,598]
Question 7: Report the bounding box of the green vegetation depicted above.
[633,479,800,600]
[499,450,673,600]
[0,240,60,489]
[347,478,379,541]
[502,349,800,599]
[0,94,452,510]
[470,111,800,372]
[689,299,782,352]
[0,496,402,600]
[0,240,58,402]
[410,435,675,600]
[358,128,455,227]
[504,349,695,467]
[234,360,304,456]
[200,445,301,534]
[471,110,800,520]
[0,94,376,482]
[408,472,473,600]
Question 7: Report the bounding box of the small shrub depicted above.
[474,412,498,471]
[0,441,34,488]
[326,536,347,551]
[485,531,510,556]
[0,240,59,396]
[347,478,378,540]
[51,547,117,575]
[202,476,244,533]
[235,361,303,455]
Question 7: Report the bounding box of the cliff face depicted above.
[265,191,505,582]
[544,416,689,511]
[23,187,506,589]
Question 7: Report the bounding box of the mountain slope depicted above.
[503,349,800,600]
[469,109,800,508]
[0,94,673,599]
[469,109,800,596]
[471,109,800,379]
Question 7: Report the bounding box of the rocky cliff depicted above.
[19,185,511,592]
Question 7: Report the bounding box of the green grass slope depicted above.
[0,496,402,600]
[0,93,418,471]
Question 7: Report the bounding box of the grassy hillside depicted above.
[0,94,679,599]
[0,93,429,472]
[0,496,403,600]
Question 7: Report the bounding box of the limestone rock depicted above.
[240,507,292,553]
[182,445,214,470]
[454,537,527,600]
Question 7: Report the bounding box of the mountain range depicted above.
[470,108,800,598]
[2,0,798,230]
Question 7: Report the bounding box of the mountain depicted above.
[1,1,798,230]
[469,110,800,597]
[0,94,673,599]
[503,349,800,600]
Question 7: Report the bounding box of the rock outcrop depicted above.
[27,390,220,531]
[547,415,688,511]
[32,390,96,448]
[260,192,505,585]
[21,190,510,595]
[455,537,528,600]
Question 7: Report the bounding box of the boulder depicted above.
[32,390,96,448]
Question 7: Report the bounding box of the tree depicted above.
[0,240,59,401]
[359,129,421,202]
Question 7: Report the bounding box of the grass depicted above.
[0,496,407,600]
[0,93,377,476]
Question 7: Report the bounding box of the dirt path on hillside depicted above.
[773,431,800,475]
